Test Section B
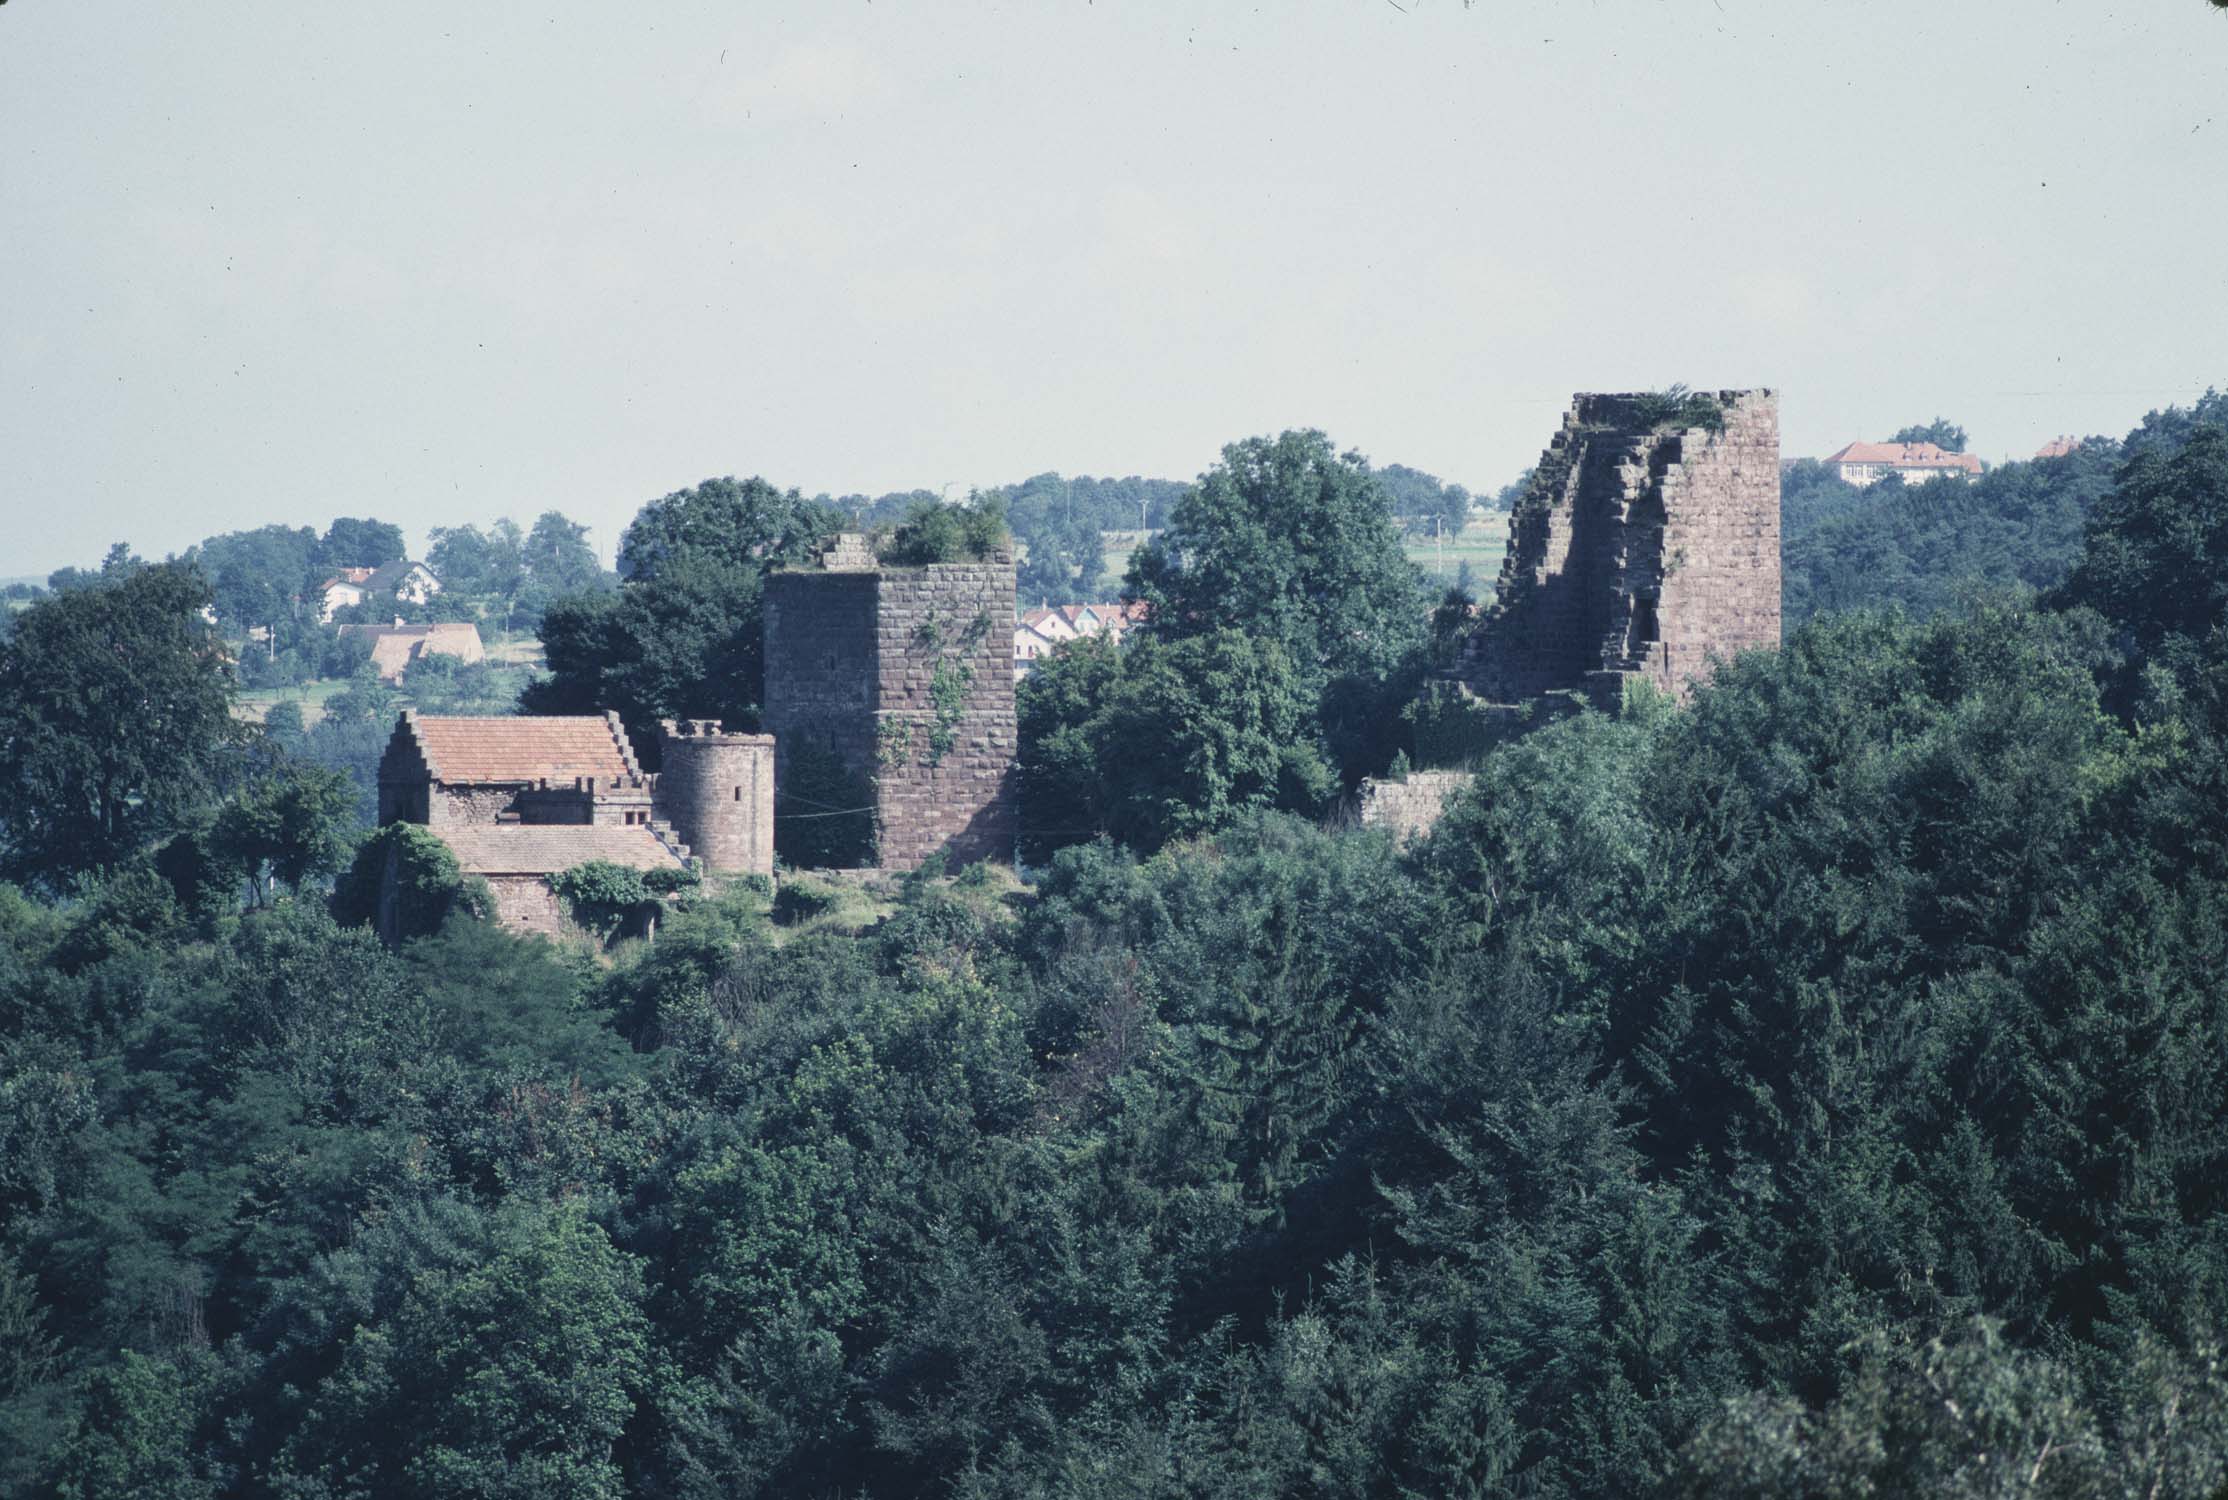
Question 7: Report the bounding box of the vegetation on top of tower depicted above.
[1630,383,1728,434]
[874,495,1011,566]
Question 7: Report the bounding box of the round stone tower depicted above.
[655,720,776,876]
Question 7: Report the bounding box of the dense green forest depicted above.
[2,402,2227,1496]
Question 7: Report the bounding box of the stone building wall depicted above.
[868,560,1019,870]
[1457,389,1780,707]
[481,875,570,939]
[656,720,776,876]
[429,786,521,826]
[586,782,655,828]
[1648,392,1781,697]
[764,568,880,800]
[763,542,1019,871]
[1355,770,1474,843]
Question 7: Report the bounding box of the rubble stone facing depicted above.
[1458,389,1780,706]
[481,874,572,938]
[764,539,1019,871]
[1355,771,1473,842]
[657,720,776,876]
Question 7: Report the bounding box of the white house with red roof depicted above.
[1014,601,1148,680]
[317,559,442,622]
[1823,441,1984,486]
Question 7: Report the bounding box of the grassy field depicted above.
[485,634,546,668]
[1096,529,1159,591]
[235,676,356,726]
[1406,514,1510,595]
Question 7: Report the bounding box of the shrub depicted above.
[1630,383,1727,434]
[771,876,842,926]
[641,863,703,898]
[331,823,477,942]
[548,859,654,939]
[877,496,1010,565]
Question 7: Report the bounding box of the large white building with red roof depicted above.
[1823,441,1984,486]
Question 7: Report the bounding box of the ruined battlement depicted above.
[1456,388,1780,708]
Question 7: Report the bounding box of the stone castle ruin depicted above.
[373,386,1779,928]
[375,711,773,936]
[373,534,1020,936]
[1454,388,1780,710]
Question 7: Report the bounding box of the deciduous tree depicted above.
[0,565,243,886]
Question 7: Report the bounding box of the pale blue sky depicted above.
[3,1,2223,575]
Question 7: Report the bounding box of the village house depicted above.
[317,559,442,622]
[1822,440,1984,486]
[339,620,485,683]
[1013,601,1146,679]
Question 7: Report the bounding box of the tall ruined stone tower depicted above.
[1457,388,1779,706]
[763,536,1018,870]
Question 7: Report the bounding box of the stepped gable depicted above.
[433,824,687,876]
[1455,388,1780,708]
[398,712,640,785]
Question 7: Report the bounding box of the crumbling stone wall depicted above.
[429,787,522,826]
[1458,389,1779,708]
[764,542,1019,871]
[481,874,570,939]
[1355,770,1472,842]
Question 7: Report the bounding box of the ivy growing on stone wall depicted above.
[876,718,916,769]
[545,861,700,940]
[926,658,974,763]
[902,608,994,767]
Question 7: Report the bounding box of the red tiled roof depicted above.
[1824,441,1984,473]
[2035,435,2079,459]
[407,714,637,785]
[433,824,685,876]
